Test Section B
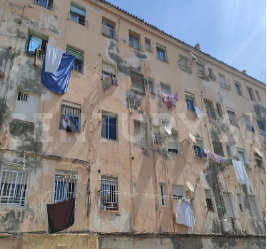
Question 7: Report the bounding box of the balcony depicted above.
[220,83,231,91]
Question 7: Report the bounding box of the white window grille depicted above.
[248,195,261,219]
[69,5,86,25]
[53,171,77,203]
[131,71,144,92]
[160,83,171,95]
[168,132,178,154]
[134,121,148,147]
[102,21,115,39]
[0,167,29,206]
[223,192,235,218]
[160,183,168,206]
[100,175,118,211]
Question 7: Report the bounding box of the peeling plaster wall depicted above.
[0,0,265,246]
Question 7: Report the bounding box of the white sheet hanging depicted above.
[45,44,64,74]
[233,160,248,184]
[175,199,193,227]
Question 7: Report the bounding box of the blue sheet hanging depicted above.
[41,53,75,94]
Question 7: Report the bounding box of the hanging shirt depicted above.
[175,199,193,227]
[45,44,64,74]
[233,160,248,184]
[28,36,42,53]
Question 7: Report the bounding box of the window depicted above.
[131,71,144,92]
[69,4,86,26]
[238,150,246,165]
[255,90,261,102]
[223,192,235,218]
[248,195,261,219]
[244,116,254,132]
[129,33,139,50]
[234,81,242,96]
[194,136,203,158]
[102,20,115,39]
[257,120,266,135]
[247,87,255,101]
[255,153,263,168]
[219,74,226,85]
[208,68,216,80]
[237,193,244,212]
[148,78,155,93]
[101,112,117,141]
[153,126,161,144]
[160,83,171,95]
[204,100,215,119]
[102,61,116,77]
[197,64,205,78]
[227,109,237,126]
[34,0,54,10]
[145,38,151,52]
[66,46,84,73]
[0,166,29,206]
[100,175,118,211]
[226,145,231,157]
[156,44,166,62]
[53,171,77,203]
[167,131,178,154]
[160,183,168,206]
[179,55,191,73]
[134,121,148,147]
[185,93,194,111]
[26,30,48,58]
[12,90,40,123]
[205,190,214,212]
[216,103,223,117]
[212,141,224,156]
[59,100,81,132]
[172,185,184,201]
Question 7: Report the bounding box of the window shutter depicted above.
[102,61,116,75]
[70,5,86,17]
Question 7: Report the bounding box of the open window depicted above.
[0,166,30,206]
[160,82,171,95]
[153,126,161,144]
[100,175,118,211]
[26,29,48,59]
[227,108,237,126]
[255,90,261,102]
[257,120,266,136]
[194,136,203,158]
[237,148,246,165]
[53,171,77,203]
[145,38,151,52]
[237,193,244,212]
[160,183,168,206]
[185,92,195,111]
[216,102,223,117]
[205,190,215,212]
[156,44,167,62]
[102,18,115,39]
[234,81,242,96]
[247,87,255,101]
[69,3,86,26]
[167,131,179,154]
[148,77,155,93]
[129,32,140,50]
[12,90,40,123]
[255,152,263,168]
[34,0,54,10]
[101,111,117,141]
[66,46,84,73]
[204,99,215,119]
[134,120,148,147]
[172,185,185,202]
[59,100,81,133]
[244,116,254,132]
[102,60,117,85]
[131,71,145,93]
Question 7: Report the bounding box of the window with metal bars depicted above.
[223,192,235,218]
[102,20,115,39]
[131,71,145,92]
[204,100,215,119]
[69,4,86,25]
[248,195,261,219]
[168,132,178,154]
[0,167,29,206]
[101,112,117,140]
[160,83,171,95]
[17,91,28,102]
[172,185,184,200]
[197,64,205,78]
[160,183,168,206]
[227,109,237,126]
[237,193,244,212]
[234,81,242,96]
[134,121,148,147]
[205,190,214,212]
[129,33,139,50]
[53,171,77,203]
[156,45,166,62]
[212,141,224,157]
[66,46,84,73]
[59,101,81,132]
[102,61,116,78]
[26,31,48,59]
[100,175,118,211]
[34,0,54,10]
[153,126,161,144]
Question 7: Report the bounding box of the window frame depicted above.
[204,100,215,119]
[145,38,151,52]
[194,136,203,158]
[185,92,195,111]
[101,111,118,141]
[197,63,205,78]
[160,82,171,95]
[102,19,115,39]
[237,148,246,165]
[205,189,215,212]
[129,32,140,50]
[167,131,179,154]
[66,46,84,73]
[248,195,261,220]
[212,141,224,157]
[134,120,148,147]
[227,108,237,126]
[156,44,166,62]
[148,77,155,93]
[237,193,244,213]
[0,165,30,207]
[247,87,255,101]
[255,90,261,102]
[159,182,168,207]
[69,3,87,26]
[257,120,266,135]
[34,0,54,10]
[102,60,116,77]
[153,126,161,144]
[131,71,145,93]
[216,102,223,117]
[234,81,242,96]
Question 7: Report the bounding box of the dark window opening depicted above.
[186,98,194,111]
[66,47,84,73]
[59,104,81,132]
[26,33,48,58]
[101,112,117,140]
[34,0,54,10]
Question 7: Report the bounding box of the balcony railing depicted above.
[179,64,192,73]
[220,83,231,91]
[68,12,88,27]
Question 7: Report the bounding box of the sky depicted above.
[108,0,266,83]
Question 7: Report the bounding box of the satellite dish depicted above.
[189,133,196,143]
[102,76,111,90]
[187,181,194,192]
[255,147,263,158]
[222,157,232,168]
[165,126,172,135]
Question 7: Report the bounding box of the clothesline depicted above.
[194,146,227,164]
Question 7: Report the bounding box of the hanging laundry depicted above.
[166,99,172,110]
[161,93,178,109]
[47,198,76,234]
[45,44,64,74]
[211,153,215,162]
[173,93,178,101]
[233,160,248,184]
[194,106,200,119]
[28,36,42,53]
[41,53,75,94]
[175,199,193,227]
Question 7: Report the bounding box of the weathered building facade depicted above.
[0,0,266,248]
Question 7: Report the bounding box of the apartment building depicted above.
[0,0,265,248]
